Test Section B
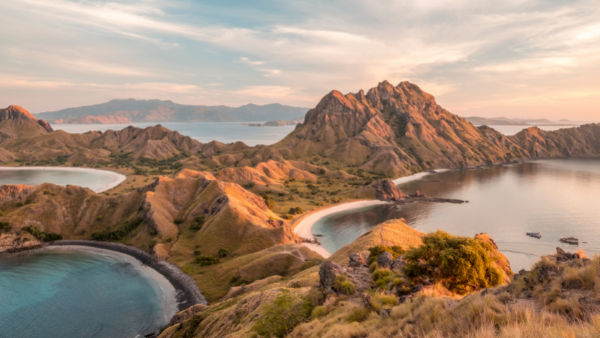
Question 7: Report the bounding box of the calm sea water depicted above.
[313,158,600,271]
[54,122,296,146]
[0,249,167,338]
[0,169,115,192]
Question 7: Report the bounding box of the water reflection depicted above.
[316,158,600,271]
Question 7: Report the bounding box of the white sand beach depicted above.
[294,170,449,258]
[0,166,126,193]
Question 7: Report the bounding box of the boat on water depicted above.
[560,237,579,245]
[526,232,542,239]
[313,234,324,237]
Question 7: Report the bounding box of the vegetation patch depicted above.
[21,226,62,242]
[90,217,143,241]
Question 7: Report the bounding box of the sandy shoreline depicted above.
[293,170,449,258]
[43,245,178,323]
[0,166,126,193]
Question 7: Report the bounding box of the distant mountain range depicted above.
[35,99,309,124]
[464,116,575,126]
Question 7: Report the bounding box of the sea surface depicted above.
[0,169,115,192]
[0,249,167,338]
[54,122,296,146]
[312,158,600,271]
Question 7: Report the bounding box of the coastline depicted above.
[293,169,450,258]
[43,245,179,323]
[47,240,206,313]
[0,166,126,193]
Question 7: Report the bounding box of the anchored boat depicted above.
[560,237,579,245]
[526,232,542,239]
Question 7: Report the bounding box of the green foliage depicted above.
[16,202,24,207]
[90,218,143,241]
[230,275,251,287]
[194,255,219,266]
[311,306,328,319]
[190,214,205,231]
[345,306,371,323]
[372,268,395,290]
[367,245,405,265]
[243,182,256,189]
[403,230,504,294]
[174,218,184,225]
[21,226,62,242]
[0,222,11,231]
[263,195,276,210]
[252,289,313,338]
[288,207,304,215]
[218,248,230,258]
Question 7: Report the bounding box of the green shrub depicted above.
[340,281,356,295]
[21,225,62,242]
[403,230,504,294]
[96,216,103,221]
[252,289,313,338]
[288,207,304,215]
[311,306,328,319]
[243,182,256,189]
[90,217,143,241]
[218,248,230,258]
[0,222,11,231]
[194,255,219,266]
[346,306,371,323]
[16,202,24,207]
[174,218,184,225]
[367,245,405,265]
[230,275,251,286]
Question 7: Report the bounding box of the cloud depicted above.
[1,0,600,119]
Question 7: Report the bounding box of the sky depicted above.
[0,0,599,120]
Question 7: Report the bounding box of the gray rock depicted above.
[377,251,394,269]
[391,256,405,272]
[349,253,366,267]
[319,261,343,292]
[380,308,391,318]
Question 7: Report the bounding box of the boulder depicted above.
[348,253,367,267]
[372,180,406,201]
[319,261,344,292]
[377,251,394,269]
[391,256,405,272]
[556,247,566,255]
[168,304,207,326]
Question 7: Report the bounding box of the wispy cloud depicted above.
[0,0,599,119]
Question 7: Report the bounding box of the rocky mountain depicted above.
[273,81,600,176]
[36,99,309,124]
[0,105,53,142]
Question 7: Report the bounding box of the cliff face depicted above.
[510,124,600,158]
[0,105,53,132]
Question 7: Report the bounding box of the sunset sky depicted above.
[1,0,599,120]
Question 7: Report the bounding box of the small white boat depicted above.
[526,232,541,239]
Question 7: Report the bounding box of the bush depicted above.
[252,289,313,338]
[22,226,62,242]
[311,306,328,319]
[194,255,219,266]
[288,207,304,215]
[345,305,371,323]
[190,215,205,231]
[403,230,504,294]
[243,182,256,189]
[16,202,24,207]
[230,275,251,287]
[218,248,230,258]
[90,217,143,241]
[174,218,184,225]
[0,222,11,231]
[367,245,405,265]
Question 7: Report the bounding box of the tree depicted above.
[403,230,503,294]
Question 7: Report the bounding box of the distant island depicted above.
[35,99,309,124]
[242,117,303,127]
[464,116,576,126]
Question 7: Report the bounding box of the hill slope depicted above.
[36,99,309,124]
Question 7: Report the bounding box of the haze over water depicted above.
[312,158,600,271]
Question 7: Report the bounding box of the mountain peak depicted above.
[0,105,53,132]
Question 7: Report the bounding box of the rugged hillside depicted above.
[274,81,600,176]
[0,105,53,142]
[37,99,308,123]
[275,81,529,176]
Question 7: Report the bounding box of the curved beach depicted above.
[0,166,126,193]
[47,240,206,312]
[294,169,449,258]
